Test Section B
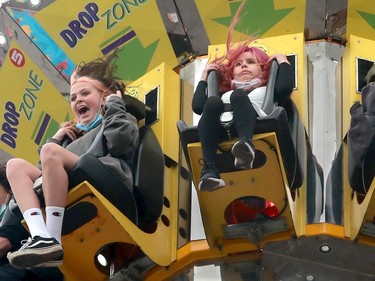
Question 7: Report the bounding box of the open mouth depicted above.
[78,106,89,116]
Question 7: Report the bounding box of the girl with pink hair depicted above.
[192,4,293,191]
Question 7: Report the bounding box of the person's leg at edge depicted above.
[230,90,257,169]
[6,158,55,268]
[6,143,79,268]
[197,96,226,191]
[40,143,78,245]
[6,159,50,239]
[35,143,80,267]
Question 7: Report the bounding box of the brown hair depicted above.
[71,50,125,95]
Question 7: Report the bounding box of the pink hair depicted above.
[211,1,270,92]
[70,76,111,97]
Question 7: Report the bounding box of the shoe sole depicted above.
[33,259,63,268]
[8,245,64,269]
[232,142,255,170]
[198,178,225,192]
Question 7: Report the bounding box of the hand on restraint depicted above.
[268,54,290,65]
[201,63,220,81]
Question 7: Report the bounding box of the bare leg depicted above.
[6,144,79,268]
[39,143,79,207]
[40,143,79,244]
[6,158,42,213]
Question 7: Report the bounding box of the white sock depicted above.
[45,206,65,244]
[23,208,51,239]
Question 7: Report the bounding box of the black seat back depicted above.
[262,60,279,115]
[207,69,219,98]
[347,83,375,193]
[133,126,165,223]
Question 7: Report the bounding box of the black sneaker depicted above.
[7,236,64,269]
[231,140,255,170]
[198,164,225,192]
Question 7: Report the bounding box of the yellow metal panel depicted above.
[196,0,306,44]
[347,0,375,41]
[187,133,300,248]
[61,183,134,281]
[305,223,345,239]
[64,164,179,267]
[0,40,72,164]
[35,0,177,77]
[128,63,180,162]
[264,0,306,38]
[195,0,230,45]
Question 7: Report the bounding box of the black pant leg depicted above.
[198,96,225,164]
[230,89,258,142]
[0,263,28,281]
